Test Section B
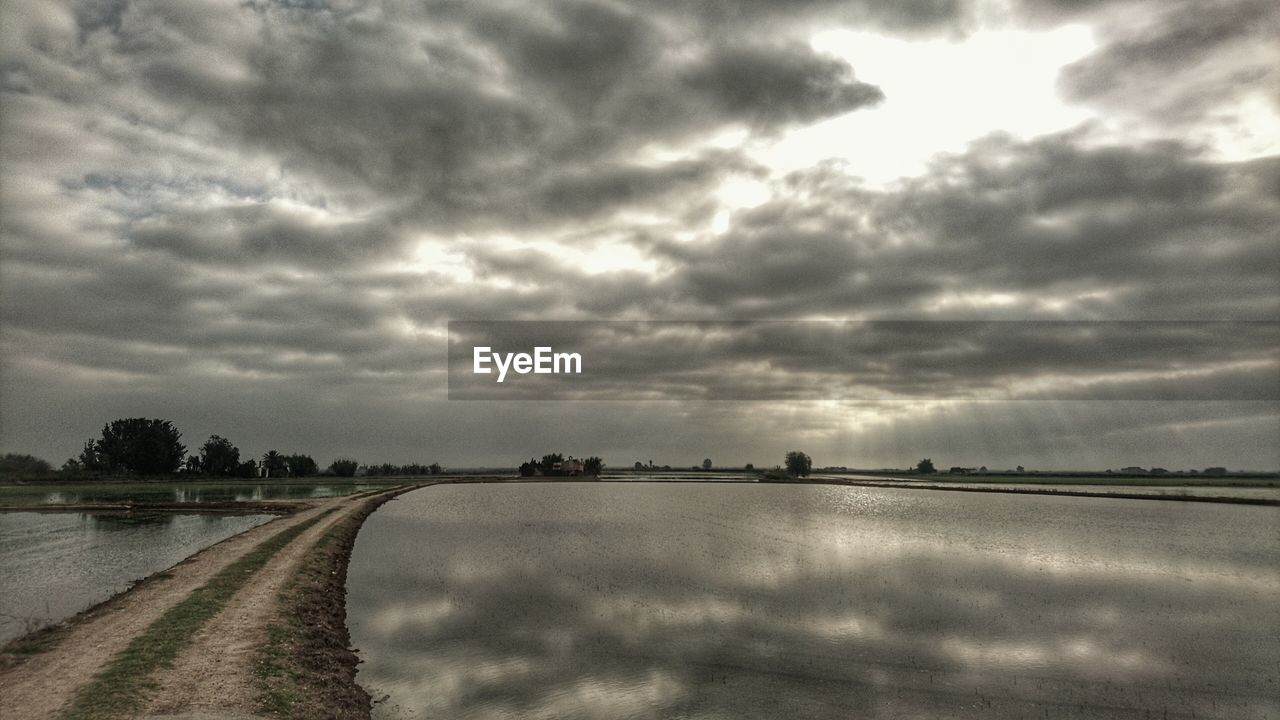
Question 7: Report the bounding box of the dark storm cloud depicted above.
[1055,0,1280,127]
[649,132,1280,319]
[679,43,884,129]
[1,0,1277,468]
[448,321,1279,401]
[35,0,881,227]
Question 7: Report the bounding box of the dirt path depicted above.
[139,495,376,717]
[0,494,374,719]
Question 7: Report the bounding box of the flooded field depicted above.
[835,476,1280,501]
[347,483,1280,719]
[0,511,274,643]
[0,481,389,507]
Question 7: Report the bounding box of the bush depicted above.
[329,459,359,477]
[784,451,812,478]
[0,453,52,475]
[94,418,186,475]
[199,436,240,476]
[286,454,319,477]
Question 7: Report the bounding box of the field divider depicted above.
[59,509,335,720]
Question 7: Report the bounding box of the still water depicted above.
[347,483,1280,719]
[0,511,274,643]
[0,481,383,507]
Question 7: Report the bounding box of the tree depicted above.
[634,461,645,470]
[261,450,288,477]
[0,453,52,475]
[744,462,754,471]
[583,456,605,476]
[330,458,359,477]
[916,458,936,474]
[95,418,186,475]
[541,453,564,470]
[702,458,713,471]
[184,455,201,473]
[784,451,812,478]
[236,459,258,478]
[199,435,241,476]
[519,458,539,477]
[78,440,104,472]
[285,454,319,477]
[428,462,442,475]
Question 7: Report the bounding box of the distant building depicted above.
[554,457,585,476]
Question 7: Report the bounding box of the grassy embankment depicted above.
[58,510,333,720]
[251,491,408,719]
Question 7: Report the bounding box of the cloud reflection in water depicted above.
[347,483,1279,719]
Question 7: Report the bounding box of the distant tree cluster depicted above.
[518,453,604,477]
[0,453,53,475]
[33,416,378,480]
[785,451,812,478]
[361,462,443,477]
[72,418,187,475]
[329,459,360,477]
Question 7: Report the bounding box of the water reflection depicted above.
[0,511,274,642]
[347,484,1280,719]
[0,481,380,507]
[86,511,177,529]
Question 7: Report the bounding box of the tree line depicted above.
[518,453,604,477]
[25,417,444,479]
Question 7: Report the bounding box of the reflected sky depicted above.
[347,484,1280,719]
[0,511,274,642]
[0,482,381,507]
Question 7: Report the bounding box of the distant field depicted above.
[837,473,1280,487]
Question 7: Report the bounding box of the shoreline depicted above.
[795,476,1280,506]
[2,478,1275,716]
[252,484,422,718]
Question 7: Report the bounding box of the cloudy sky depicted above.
[2,0,1277,471]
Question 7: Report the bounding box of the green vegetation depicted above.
[78,419,187,476]
[197,435,240,476]
[286,454,320,477]
[916,458,936,474]
[252,493,405,719]
[329,459,359,477]
[785,451,813,478]
[0,453,53,475]
[361,461,443,477]
[60,513,330,720]
[252,524,349,717]
[518,453,604,477]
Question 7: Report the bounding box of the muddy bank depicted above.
[254,486,421,719]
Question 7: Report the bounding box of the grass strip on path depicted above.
[60,510,333,720]
[254,488,415,719]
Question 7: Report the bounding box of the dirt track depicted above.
[0,491,397,719]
